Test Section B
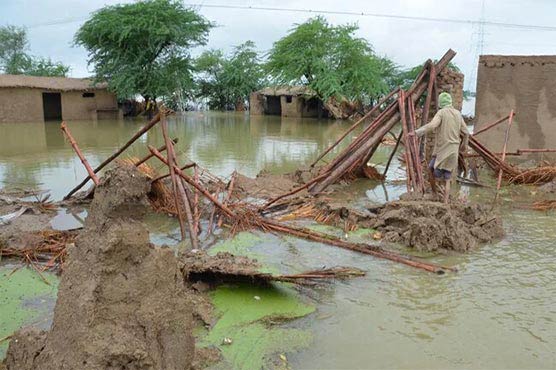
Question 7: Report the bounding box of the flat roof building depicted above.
[250,86,329,118]
[0,74,120,123]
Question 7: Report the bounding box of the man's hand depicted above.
[407,131,416,137]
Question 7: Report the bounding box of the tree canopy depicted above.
[74,0,213,105]
[195,41,264,110]
[0,25,69,77]
[266,17,396,105]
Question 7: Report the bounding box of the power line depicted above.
[21,3,556,33]
[187,3,556,32]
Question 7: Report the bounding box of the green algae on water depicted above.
[209,232,263,256]
[0,266,58,359]
[200,284,314,370]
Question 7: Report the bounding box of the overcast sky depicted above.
[2,0,556,103]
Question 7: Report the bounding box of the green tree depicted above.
[25,57,70,77]
[74,0,213,112]
[266,17,395,105]
[195,49,227,109]
[0,25,69,76]
[0,25,28,74]
[195,41,264,110]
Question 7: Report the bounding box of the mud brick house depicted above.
[474,55,556,160]
[250,86,329,118]
[0,74,121,123]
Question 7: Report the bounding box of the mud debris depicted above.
[4,165,195,370]
[368,200,504,252]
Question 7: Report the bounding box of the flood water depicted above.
[1,112,555,369]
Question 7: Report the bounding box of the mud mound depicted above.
[370,200,504,252]
[235,171,303,199]
[85,164,151,227]
[5,164,194,370]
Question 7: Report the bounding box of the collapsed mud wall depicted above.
[474,55,556,160]
[4,165,194,370]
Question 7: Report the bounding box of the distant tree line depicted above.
[0,0,465,113]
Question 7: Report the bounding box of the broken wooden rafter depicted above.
[60,122,99,186]
[64,112,163,199]
[134,138,178,167]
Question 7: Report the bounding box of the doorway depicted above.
[42,93,62,121]
[265,96,281,115]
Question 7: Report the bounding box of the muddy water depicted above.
[1,112,555,368]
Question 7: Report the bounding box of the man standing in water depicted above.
[412,92,469,204]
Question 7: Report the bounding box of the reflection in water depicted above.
[1,112,555,368]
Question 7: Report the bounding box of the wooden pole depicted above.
[151,162,196,182]
[159,115,198,248]
[310,87,399,167]
[420,64,436,128]
[472,114,511,136]
[517,148,556,154]
[382,130,403,178]
[60,122,100,186]
[494,110,515,201]
[159,114,187,241]
[193,165,200,235]
[134,138,178,167]
[64,113,162,199]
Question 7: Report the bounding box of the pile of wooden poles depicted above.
[305,49,457,195]
[469,112,556,185]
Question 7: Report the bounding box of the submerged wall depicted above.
[0,87,119,123]
[474,55,556,159]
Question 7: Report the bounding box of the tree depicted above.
[0,26,28,74]
[0,25,69,76]
[266,17,395,105]
[74,0,213,112]
[24,57,70,77]
[195,41,264,110]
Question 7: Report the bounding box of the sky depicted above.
[2,0,556,113]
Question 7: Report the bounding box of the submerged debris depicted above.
[0,230,78,273]
[182,250,366,285]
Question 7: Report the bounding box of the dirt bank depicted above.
[368,199,504,252]
[4,165,195,370]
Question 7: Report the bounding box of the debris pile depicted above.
[306,50,457,194]
[4,165,195,370]
[367,200,504,252]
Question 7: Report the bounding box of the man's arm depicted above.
[415,110,442,137]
